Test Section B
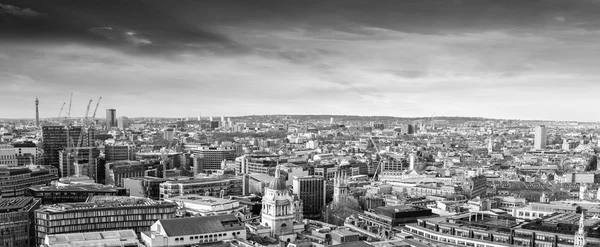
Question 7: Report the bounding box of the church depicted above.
[246,167,305,243]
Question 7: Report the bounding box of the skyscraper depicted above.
[41,125,83,168]
[35,97,39,127]
[105,109,116,128]
[534,125,547,150]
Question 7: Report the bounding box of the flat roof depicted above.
[29,184,122,192]
[0,197,34,212]
[45,229,138,246]
[167,195,236,205]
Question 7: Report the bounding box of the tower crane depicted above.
[57,102,66,124]
[369,135,385,182]
[70,100,92,176]
[91,96,102,125]
[66,93,73,122]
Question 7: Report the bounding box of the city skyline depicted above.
[2,0,600,121]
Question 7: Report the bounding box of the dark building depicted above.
[106,109,117,128]
[34,196,176,246]
[0,166,58,198]
[293,176,326,220]
[210,120,220,129]
[122,176,168,200]
[27,183,129,204]
[41,125,82,169]
[104,145,136,162]
[347,205,432,239]
[0,197,42,247]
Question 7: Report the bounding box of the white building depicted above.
[0,145,17,166]
[534,125,547,150]
[246,167,305,243]
[141,214,245,247]
[164,195,247,217]
[43,230,140,247]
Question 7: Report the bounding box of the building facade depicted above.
[0,197,42,247]
[105,109,116,128]
[535,125,547,150]
[34,196,176,245]
[0,165,58,198]
[104,145,136,162]
[293,176,326,220]
[196,147,236,171]
[105,160,145,187]
[159,176,243,199]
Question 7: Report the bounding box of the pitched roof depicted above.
[157,214,244,237]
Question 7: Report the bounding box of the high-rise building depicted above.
[34,196,176,246]
[0,197,42,247]
[58,147,100,178]
[163,128,175,140]
[117,116,129,130]
[35,97,39,127]
[105,109,116,128]
[534,125,547,150]
[196,147,235,171]
[293,176,326,220]
[41,125,82,168]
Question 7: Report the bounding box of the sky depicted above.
[1,0,600,121]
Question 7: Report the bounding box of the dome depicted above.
[268,177,287,190]
[268,166,286,190]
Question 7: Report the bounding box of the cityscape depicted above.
[2,1,600,247]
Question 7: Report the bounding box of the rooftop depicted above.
[157,214,244,237]
[38,196,173,213]
[167,195,236,206]
[0,197,36,213]
[29,183,123,193]
[45,229,138,246]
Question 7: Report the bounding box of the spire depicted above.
[275,166,280,179]
[579,212,586,234]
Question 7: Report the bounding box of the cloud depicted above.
[0,3,40,18]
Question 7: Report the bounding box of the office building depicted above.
[404,212,600,247]
[14,142,39,166]
[0,144,18,166]
[117,116,129,130]
[105,160,145,187]
[123,176,168,200]
[210,120,220,129]
[164,128,175,140]
[0,197,42,247]
[237,155,279,175]
[142,214,246,247]
[0,165,58,198]
[105,109,116,128]
[34,196,177,245]
[535,125,547,150]
[57,147,100,178]
[104,144,136,162]
[346,205,432,239]
[41,126,83,168]
[293,176,326,220]
[42,230,140,247]
[27,183,129,204]
[196,147,236,171]
[159,175,243,199]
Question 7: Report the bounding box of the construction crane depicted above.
[56,102,66,124]
[70,100,92,175]
[369,136,385,182]
[91,96,102,125]
[66,93,73,122]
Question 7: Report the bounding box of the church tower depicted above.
[260,167,303,242]
[575,212,587,247]
[333,171,348,205]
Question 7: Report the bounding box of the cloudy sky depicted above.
[1,0,600,121]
